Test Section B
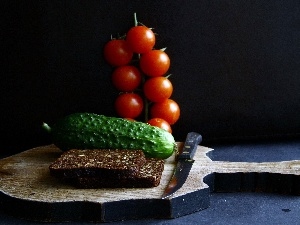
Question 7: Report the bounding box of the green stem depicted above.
[134,12,138,27]
[165,74,172,79]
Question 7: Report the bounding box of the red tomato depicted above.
[126,26,156,54]
[147,118,172,133]
[103,39,133,66]
[114,93,143,119]
[140,50,170,77]
[143,77,173,102]
[150,99,180,125]
[111,65,142,91]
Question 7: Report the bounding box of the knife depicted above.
[162,132,202,199]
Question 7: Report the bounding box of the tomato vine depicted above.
[103,13,180,132]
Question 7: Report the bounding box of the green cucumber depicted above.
[43,113,176,159]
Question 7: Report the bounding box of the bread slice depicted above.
[74,158,165,188]
[49,149,146,179]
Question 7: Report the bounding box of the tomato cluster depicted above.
[103,16,180,133]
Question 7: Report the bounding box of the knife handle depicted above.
[178,132,202,160]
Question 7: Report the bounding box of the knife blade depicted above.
[161,132,202,199]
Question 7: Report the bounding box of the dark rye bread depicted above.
[49,149,146,179]
[73,158,165,188]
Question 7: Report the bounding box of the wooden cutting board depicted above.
[0,143,299,222]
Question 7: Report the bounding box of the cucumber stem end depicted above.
[42,122,52,133]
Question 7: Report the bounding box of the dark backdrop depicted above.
[1,0,300,153]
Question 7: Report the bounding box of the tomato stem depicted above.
[134,12,138,27]
[165,73,172,78]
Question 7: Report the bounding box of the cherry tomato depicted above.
[114,93,143,119]
[111,65,142,91]
[150,99,180,125]
[140,50,170,77]
[126,26,156,54]
[143,77,173,102]
[147,118,172,133]
[103,39,133,66]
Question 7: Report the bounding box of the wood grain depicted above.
[0,143,299,222]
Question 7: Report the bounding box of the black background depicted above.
[1,0,300,154]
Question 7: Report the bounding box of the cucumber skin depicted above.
[50,113,176,159]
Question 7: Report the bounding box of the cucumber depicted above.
[43,113,176,159]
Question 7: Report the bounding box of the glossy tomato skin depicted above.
[126,26,155,54]
[103,39,133,67]
[140,50,170,77]
[114,93,143,119]
[111,65,142,91]
[143,76,173,102]
[147,118,172,133]
[150,99,180,125]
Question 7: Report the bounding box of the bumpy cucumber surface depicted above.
[44,113,176,159]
